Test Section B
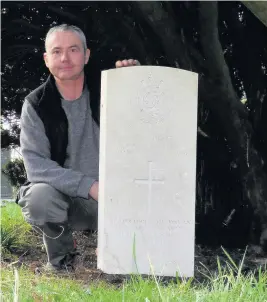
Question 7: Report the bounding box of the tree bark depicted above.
[136,1,267,250]
[134,2,192,69]
[199,2,267,250]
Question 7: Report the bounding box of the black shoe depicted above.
[35,250,80,275]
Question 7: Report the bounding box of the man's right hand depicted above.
[89,181,99,201]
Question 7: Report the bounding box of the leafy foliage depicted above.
[2,158,27,188]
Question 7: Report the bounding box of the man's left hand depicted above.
[115,59,141,68]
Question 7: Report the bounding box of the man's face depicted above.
[44,31,90,81]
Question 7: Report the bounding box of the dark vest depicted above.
[26,73,100,166]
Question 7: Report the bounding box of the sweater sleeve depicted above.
[20,99,96,199]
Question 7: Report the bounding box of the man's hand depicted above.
[89,181,99,201]
[115,59,141,68]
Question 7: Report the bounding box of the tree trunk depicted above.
[136,1,267,250]
[198,3,267,248]
[133,2,192,69]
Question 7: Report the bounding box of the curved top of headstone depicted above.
[102,65,198,77]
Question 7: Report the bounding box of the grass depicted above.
[1,202,38,258]
[1,265,267,301]
[1,202,267,301]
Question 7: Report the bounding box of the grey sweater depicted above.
[20,87,99,199]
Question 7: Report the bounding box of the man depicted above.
[18,24,140,273]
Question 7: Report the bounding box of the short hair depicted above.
[45,24,87,52]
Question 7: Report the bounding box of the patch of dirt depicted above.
[2,230,267,286]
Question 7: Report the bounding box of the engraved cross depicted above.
[134,161,164,214]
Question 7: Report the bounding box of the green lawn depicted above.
[1,202,267,301]
[1,201,35,258]
[1,266,267,301]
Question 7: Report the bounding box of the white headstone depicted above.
[97,66,198,277]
